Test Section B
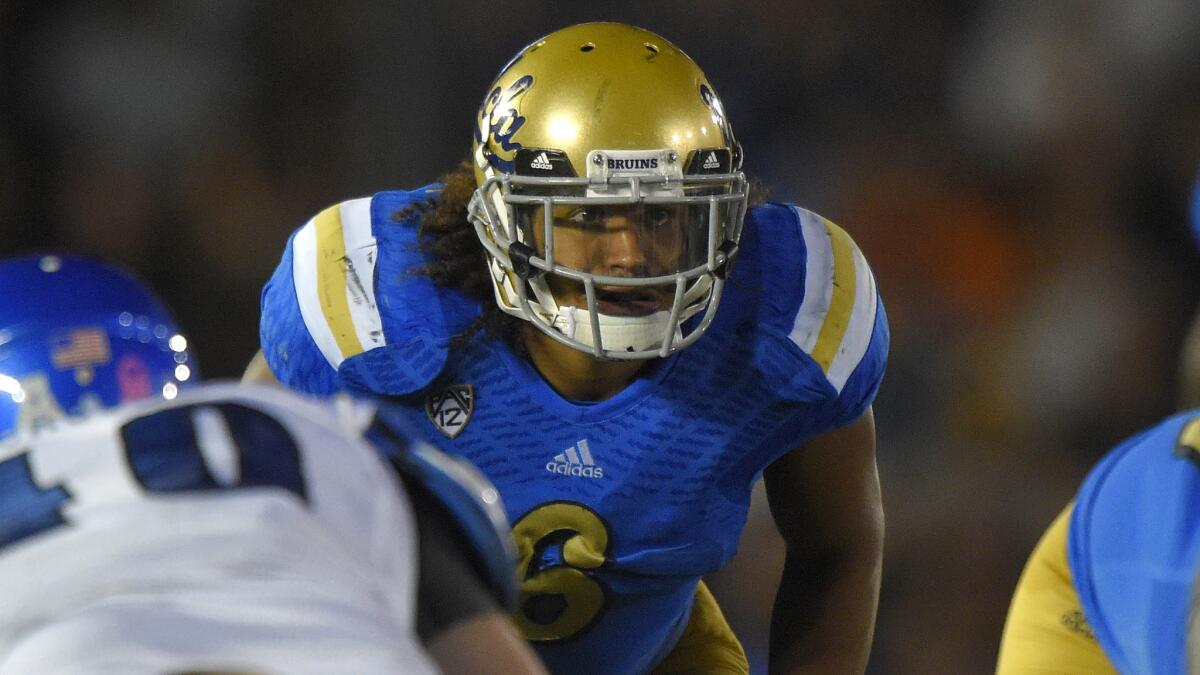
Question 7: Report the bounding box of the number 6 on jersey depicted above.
[511,501,611,642]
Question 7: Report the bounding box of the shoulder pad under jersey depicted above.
[260,188,480,396]
[365,406,518,610]
[742,203,889,423]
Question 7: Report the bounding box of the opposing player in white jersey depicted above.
[0,254,545,674]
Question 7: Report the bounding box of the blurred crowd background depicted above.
[2,1,1198,672]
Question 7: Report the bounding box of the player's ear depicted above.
[242,350,280,386]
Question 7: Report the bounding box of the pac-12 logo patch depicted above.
[424,384,474,439]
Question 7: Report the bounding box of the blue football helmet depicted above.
[0,254,196,440]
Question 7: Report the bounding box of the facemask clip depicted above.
[713,240,739,280]
[507,241,542,281]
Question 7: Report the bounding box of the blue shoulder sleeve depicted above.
[337,191,480,396]
[743,202,889,428]
[830,293,889,427]
[260,229,340,395]
[1068,411,1200,675]
[259,189,481,397]
[366,407,518,610]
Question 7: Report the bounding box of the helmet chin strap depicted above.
[488,258,685,356]
[550,306,678,353]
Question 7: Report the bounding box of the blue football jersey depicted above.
[260,188,889,674]
[1068,411,1200,675]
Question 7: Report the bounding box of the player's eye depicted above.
[565,207,605,228]
[644,206,672,228]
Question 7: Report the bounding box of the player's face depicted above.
[529,203,688,317]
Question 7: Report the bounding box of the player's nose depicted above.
[601,219,648,276]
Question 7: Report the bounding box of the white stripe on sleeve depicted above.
[338,198,386,352]
[825,244,878,393]
[788,207,835,353]
[291,219,345,368]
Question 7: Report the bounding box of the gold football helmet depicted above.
[468,22,748,359]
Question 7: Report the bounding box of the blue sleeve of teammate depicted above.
[1068,412,1200,675]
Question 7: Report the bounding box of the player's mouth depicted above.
[594,286,662,317]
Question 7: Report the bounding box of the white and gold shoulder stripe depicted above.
[291,197,386,369]
[787,207,879,394]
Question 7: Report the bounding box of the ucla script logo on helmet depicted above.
[424,384,475,439]
[476,75,534,172]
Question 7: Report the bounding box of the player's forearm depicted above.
[768,536,883,674]
[241,350,281,385]
[427,612,548,675]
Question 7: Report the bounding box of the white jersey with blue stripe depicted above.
[0,382,437,675]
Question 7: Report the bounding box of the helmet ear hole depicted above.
[580,42,595,52]
[644,42,659,54]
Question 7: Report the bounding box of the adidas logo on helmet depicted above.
[530,151,554,171]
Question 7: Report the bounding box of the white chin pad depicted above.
[551,306,677,353]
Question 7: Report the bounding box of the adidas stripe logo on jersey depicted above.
[530,152,554,170]
[546,439,604,478]
[702,151,720,169]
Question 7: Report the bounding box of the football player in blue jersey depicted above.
[996,411,1200,675]
[997,174,1200,674]
[256,22,889,674]
[0,253,546,674]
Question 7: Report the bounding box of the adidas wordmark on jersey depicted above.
[545,439,604,478]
